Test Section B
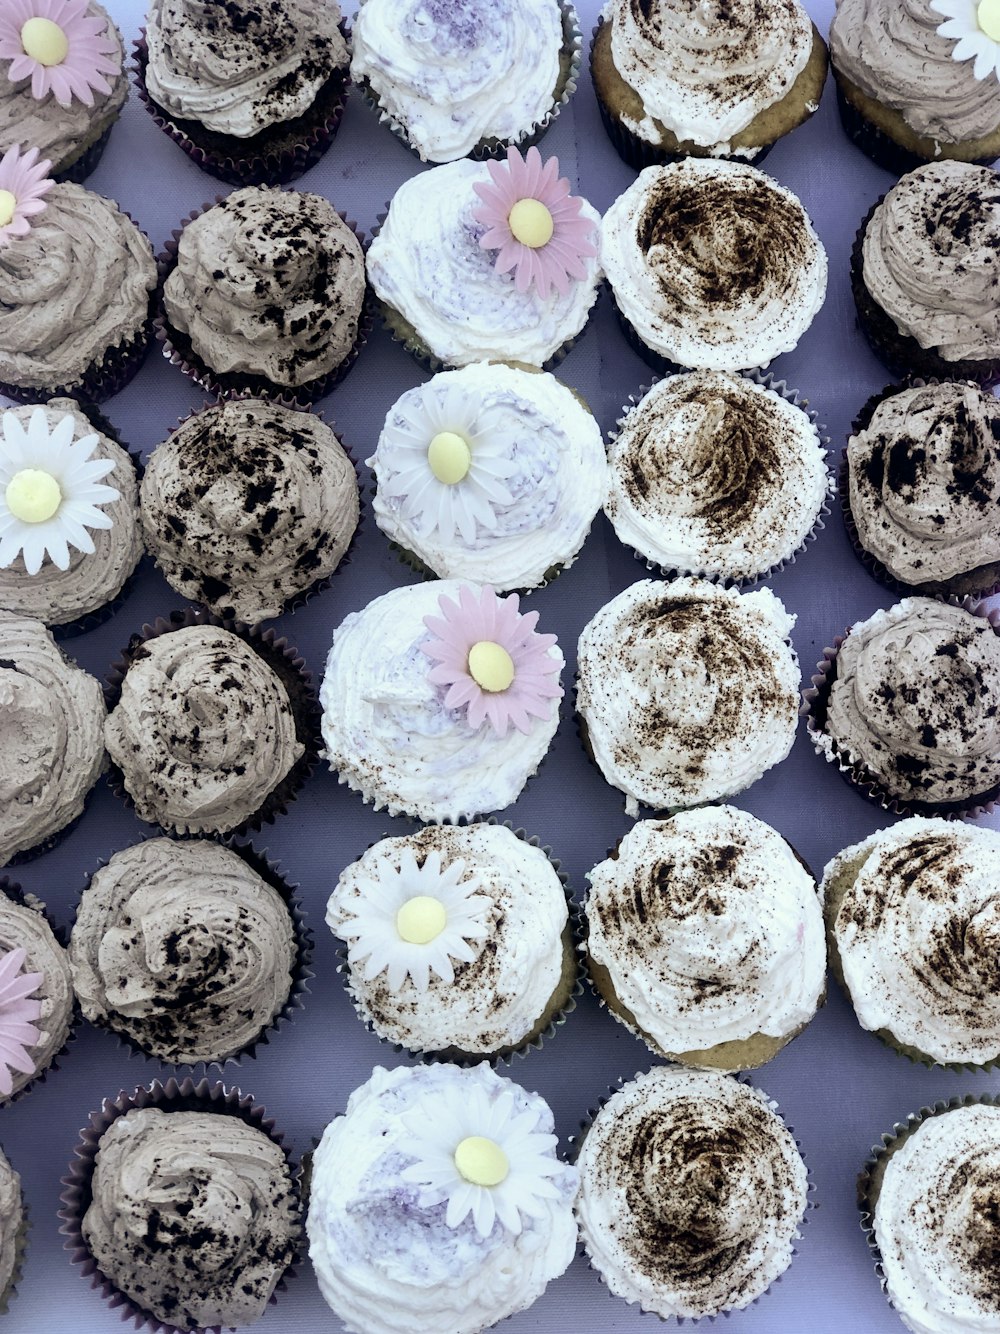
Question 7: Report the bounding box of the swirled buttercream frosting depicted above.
[69,838,297,1064]
[605,371,830,579]
[141,398,358,624]
[607,0,814,148]
[586,808,825,1061]
[104,624,304,835]
[368,362,607,590]
[307,1063,578,1334]
[819,598,1000,808]
[145,0,348,138]
[576,1067,808,1319]
[873,1104,1000,1334]
[0,886,73,1102]
[0,612,105,865]
[847,381,1000,589]
[601,159,827,371]
[825,819,1000,1065]
[861,163,1000,364]
[367,159,602,368]
[0,1147,22,1298]
[327,823,570,1056]
[81,1106,301,1329]
[351,0,563,162]
[576,578,799,813]
[831,0,1000,144]
[0,182,156,393]
[162,187,365,390]
[320,580,563,823]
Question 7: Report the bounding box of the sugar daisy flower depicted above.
[0,0,120,107]
[930,0,1000,81]
[0,144,52,246]
[0,947,42,1098]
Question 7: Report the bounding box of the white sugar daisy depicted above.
[930,0,1000,81]
[0,407,119,575]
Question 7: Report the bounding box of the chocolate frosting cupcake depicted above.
[0,1146,23,1305]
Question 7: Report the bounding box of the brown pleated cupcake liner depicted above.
[132,29,350,187]
[801,600,1000,821]
[355,0,581,164]
[589,18,774,174]
[834,79,1000,177]
[850,200,1000,388]
[71,834,313,1070]
[0,877,80,1107]
[52,123,115,185]
[333,818,583,1067]
[104,607,322,840]
[155,200,374,407]
[58,1076,303,1334]
[606,369,832,586]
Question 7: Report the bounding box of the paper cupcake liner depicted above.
[132,29,349,187]
[606,369,832,586]
[155,200,374,407]
[58,1076,303,1334]
[801,600,1000,821]
[334,818,583,1067]
[355,0,581,164]
[52,123,115,185]
[589,18,773,173]
[850,200,1000,388]
[0,877,80,1106]
[72,834,313,1070]
[104,607,322,840]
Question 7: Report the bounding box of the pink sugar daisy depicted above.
[0,946,42,1098]
[0,0,119,108]
[472,145,598,298]
[0,144,53,246]
[421,584,563,738]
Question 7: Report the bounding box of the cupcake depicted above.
[327,822,577,1062]
[0,611,105,865]
[852,162,1000,387]
[0,1145,24,1311]
[63,1081,303,1332]
[576,578,799,815]
[69,838,305,1066]
[862,1099,1000,1334]
[0,880,75,1104]
[0,399,143,634]
[160,186,368,405]
[843,379,1000,598]
[601,159,828,374]
[806,597,1000,817]
[0,148,157,403]
[104,614,318,838]
[575,1067,809,1320]
[0,0,127,181]
[307,1063,578,1334]
[140,398,359,625]
[320,582,563,823]
[137,0,350,186]
[605,370,831,582]
[823,818,1000,1068]
[368,362,606,591]
[351,0,579,163]
[830,0,1000,174]
[591,0,828,169]
[367,145,601,371]
[585,808,826,1070]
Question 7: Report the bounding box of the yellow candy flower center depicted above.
[21,17,69,66]
[396,895,447,945]
[508,198,554,249]
[427,431,471,485]
[467,641,514,693]
[977,0,1000,40]
[454,1136,509,1187]
[6,469,61,523]
[0,190,16,229]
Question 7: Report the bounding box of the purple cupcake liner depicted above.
[333,818,583,1067]
[51,123,115,185]
[132,27,350,187]
[58,1076,303,1334]
[155,199,373,407]
[0,877,80,1107]
[71,833,314,1070]
[801,600,1000,821]
[606,368,832,586]
[104,607,322,840]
